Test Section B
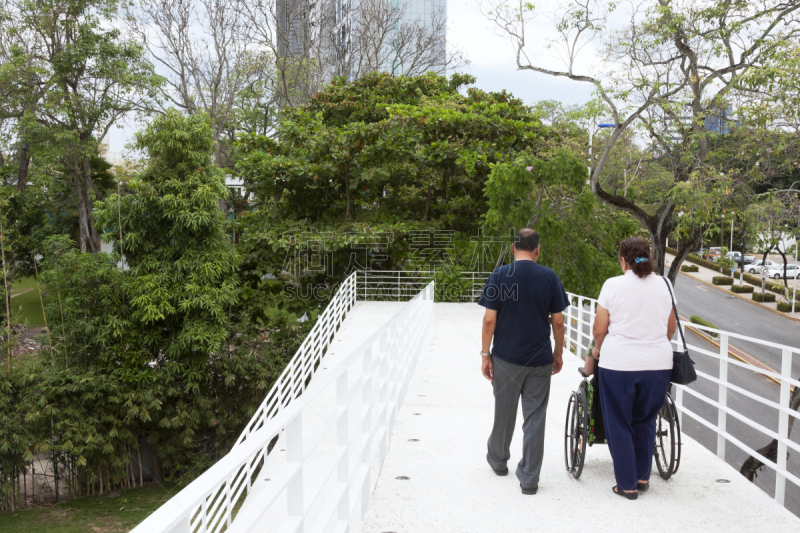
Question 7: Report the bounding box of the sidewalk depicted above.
[666,253,800,321]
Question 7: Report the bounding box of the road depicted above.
[671,273,800,516]
[673,273,800,375]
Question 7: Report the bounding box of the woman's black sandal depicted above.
[613,486,638,500]
[637,481,649,492]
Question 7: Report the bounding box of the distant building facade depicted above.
[278,0,447,82]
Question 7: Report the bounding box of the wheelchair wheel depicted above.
[654,391,682,479]
[564,388,589,479]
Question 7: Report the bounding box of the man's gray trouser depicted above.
[486,356,552,489]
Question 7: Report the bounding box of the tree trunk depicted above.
[17,144,30,197]
[666,226,703,283]
[73,167,90,253]
[344,167,351,221]
[422,182,432,222]
[741,384,800,481]
[82,158,100,253]
[645,204,675,280]
[151,448,164,484]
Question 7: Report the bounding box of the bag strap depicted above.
[662,276,688,351]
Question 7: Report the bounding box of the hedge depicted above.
[777,301,797,313]
[681,265,699,273]
[666,246,724,273]
[753,292,776,303]
[666,246,799,301]
[734,272,800,300]
[690,315,718,329]
[712,276,734,285]
[730,284,754,294]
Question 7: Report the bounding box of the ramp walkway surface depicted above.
[361,303,800,533]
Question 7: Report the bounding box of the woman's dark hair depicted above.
[619,237,654,278]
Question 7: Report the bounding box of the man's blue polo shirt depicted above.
[478,260,569,367]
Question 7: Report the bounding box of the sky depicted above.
[105,0,597,156]
[449,0,595,106]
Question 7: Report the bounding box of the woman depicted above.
[591,237,676,500]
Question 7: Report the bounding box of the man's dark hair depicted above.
[514,228,540,252]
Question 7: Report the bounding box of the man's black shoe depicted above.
[486,454,508,476]
[520,483,538,495]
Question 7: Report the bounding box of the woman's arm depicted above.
[593,305,610,356]
[584,353,595,376]
[667,309,677,341]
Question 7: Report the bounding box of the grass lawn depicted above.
[0,483,175,533]
[8,277,46,327]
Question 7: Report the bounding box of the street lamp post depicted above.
[588,123,616,184]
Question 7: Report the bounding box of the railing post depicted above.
[361,345,374,519]
[717,334,729,460]
[577,297,584,353]
[565,296,573,353]
[336,372,350,521]
[225,474,233,530]
[397,271,401,301]
[201,496,208,533]
[286,413,305,530]
[379,330,390,461]
[776,348,792,506]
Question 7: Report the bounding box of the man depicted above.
[478,228,568,495]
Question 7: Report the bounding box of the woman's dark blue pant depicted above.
[598,367,671,492]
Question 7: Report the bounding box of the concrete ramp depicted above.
[362,303,800,532]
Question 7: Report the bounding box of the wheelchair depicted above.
[564,367,681,480]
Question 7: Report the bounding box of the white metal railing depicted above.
[233,273,358,448]
[132,278,433,533]
[562,291,800,509]
[356,270,491,302]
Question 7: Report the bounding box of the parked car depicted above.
[747,259,778,274]
[767,263,800,279]
[723,251,754,267]
[707,247,722,261]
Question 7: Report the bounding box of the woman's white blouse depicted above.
[597,271,674,371]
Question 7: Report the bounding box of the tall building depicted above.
[277,0,315,58]
[387,0,447,75]
[278,0,447,81]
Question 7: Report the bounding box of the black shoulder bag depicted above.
[662,277,697,385]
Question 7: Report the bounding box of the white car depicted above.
[767,263,800,279]
[747,259,778,274]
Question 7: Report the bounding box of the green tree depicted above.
[483,152,637,297]
[96,110,238,367]
[234,73,557,302]
[0,0,161,252]
[481,0,800,282]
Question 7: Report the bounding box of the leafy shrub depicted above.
[730,284,754,294]
[681,265,699,273]
[777,301,796,313]
[753,292,776,303]
[690,315,718,329]
[665,247,723,273]
[712,276,733,285]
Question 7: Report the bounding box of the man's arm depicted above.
[481,308,497,381]
[551,312,565,375]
